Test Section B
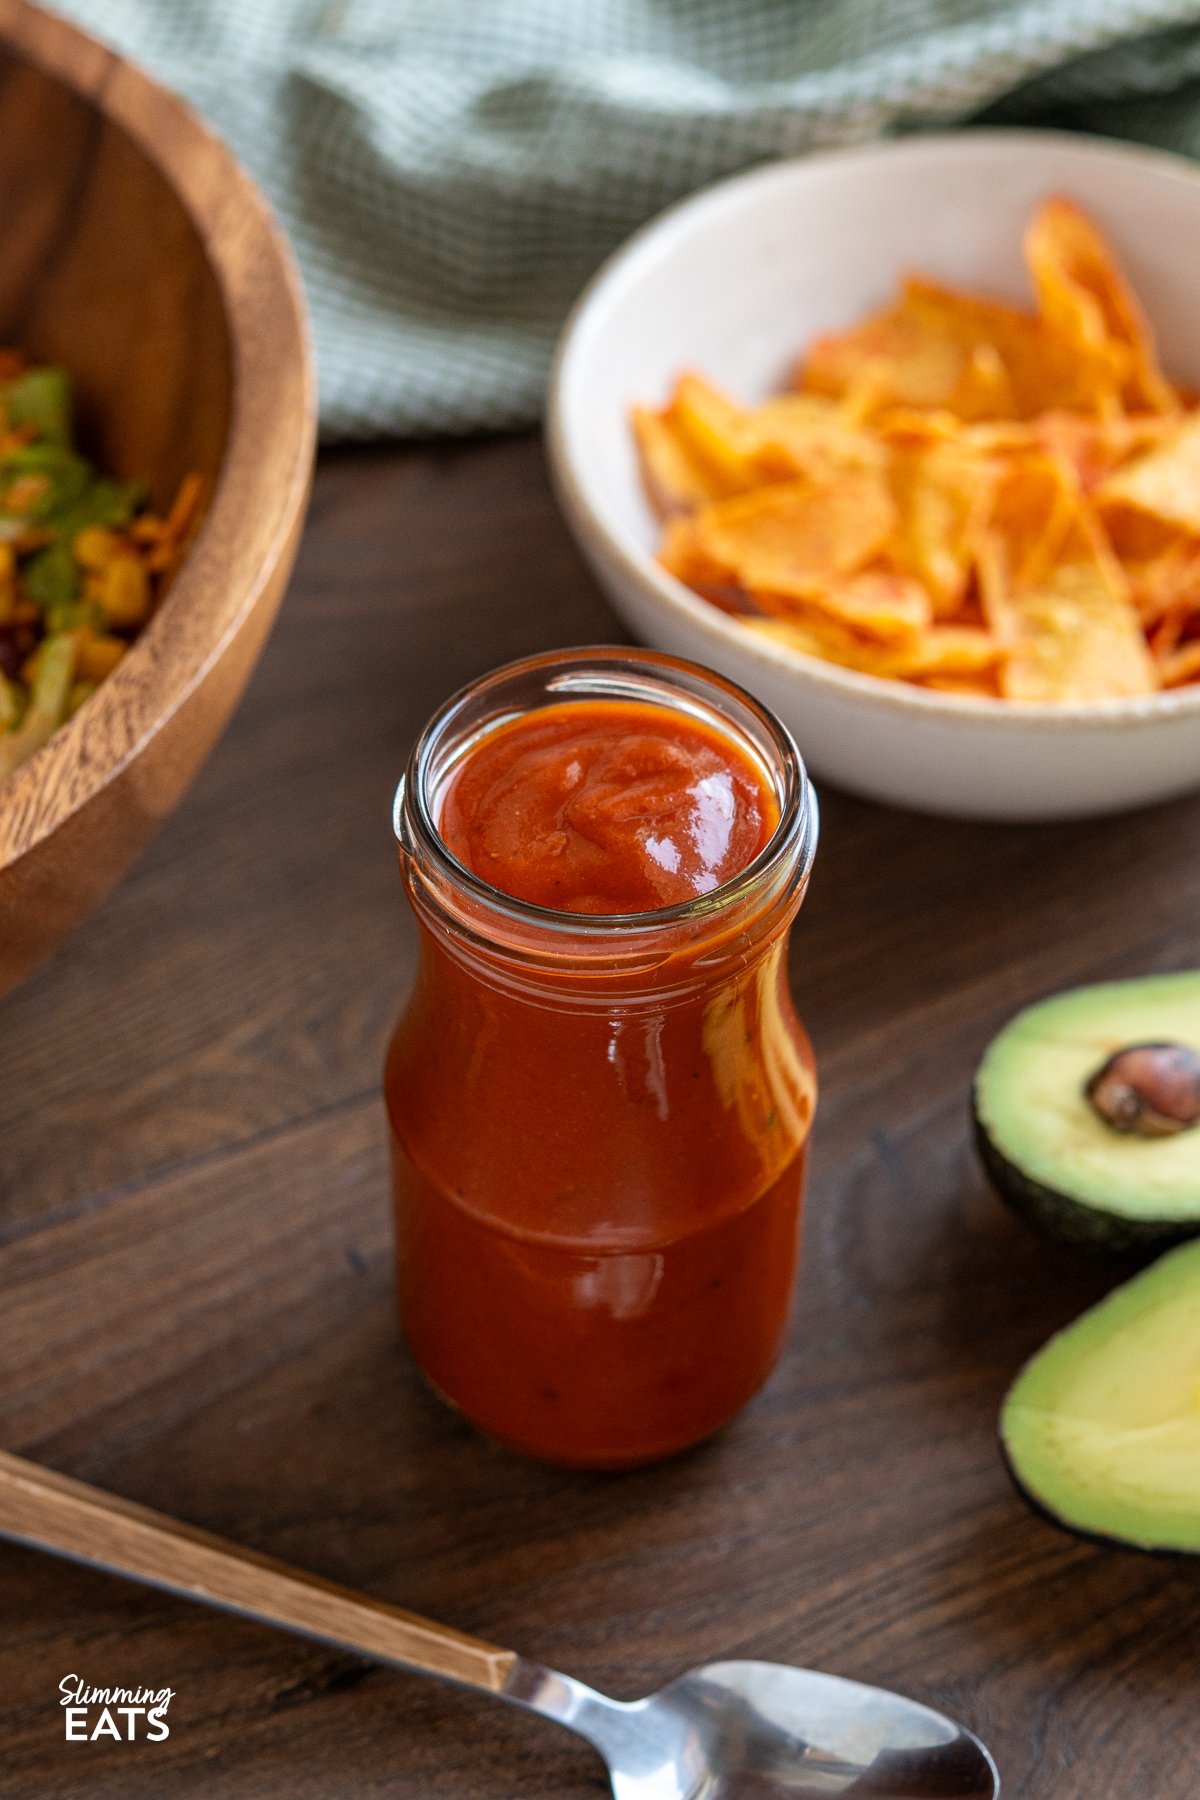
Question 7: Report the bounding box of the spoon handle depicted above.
[0,1449,515,1694]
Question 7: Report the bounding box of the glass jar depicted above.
[385,648,818,1468]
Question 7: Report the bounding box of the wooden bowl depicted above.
[0,0,315,997]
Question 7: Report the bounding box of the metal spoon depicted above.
[0,1450,998,1798]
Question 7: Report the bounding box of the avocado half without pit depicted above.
[1001,1237,1200,1552]
[974,973,1200,1254]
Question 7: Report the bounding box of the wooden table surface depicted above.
[1,437,1197,1798]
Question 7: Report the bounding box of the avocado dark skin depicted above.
[971,1103,1196,1258]
[997,1431,1193,1558]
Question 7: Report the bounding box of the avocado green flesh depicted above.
[1002,1237,1200,1551]
[976,973,1200,1226]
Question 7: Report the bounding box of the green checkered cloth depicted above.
[51,0,1200,438]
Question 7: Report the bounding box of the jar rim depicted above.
[396,646,817,941]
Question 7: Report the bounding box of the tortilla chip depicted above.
[975,453,1083,625]
[1031,412,1175,490]
[750,567,932,642]
[1158,639,1200,687]
[660,513,736,589]
[643,375,887,508]
[745,613,890,676]
[910,279,1118,419]
[998,558,1158,702]
[801,281,1034,421]
[632,404,740,516]
[884,409,983,446]
[662,473,895,598]
[1124,540,1198,624]
[958,419,1041,456]
[801,276,1118,422]
[800,296,957,412]
[1096,413,1200,533]
[741,394,885,483]
[748,613,1004,682]
[1024,197,1177,415]
[888,439,999,614]
[1148,596,1191,658]
[669,373,764,487]
[901,626,1009,677]
[1102,505,1182,570]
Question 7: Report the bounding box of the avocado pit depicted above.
[1085,1042,1200,1138]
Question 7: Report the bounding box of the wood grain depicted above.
[0,435,1198,1797]
[0,0,315,997]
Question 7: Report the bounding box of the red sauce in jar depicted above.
[386,665,816,1468]
[439,699,777,912]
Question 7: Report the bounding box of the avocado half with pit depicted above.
[1002,1236,1200,1552]
[974,973,1200,1254]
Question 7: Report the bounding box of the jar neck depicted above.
[402,849,810,1009]
[395,647,818,1000]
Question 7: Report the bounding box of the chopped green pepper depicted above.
[24,540,79,609]
[2,367,71,446]
[0,632,75,777]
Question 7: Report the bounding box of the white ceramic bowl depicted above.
[548,130,1200,821]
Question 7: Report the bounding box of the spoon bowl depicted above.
[643,1661,997,1799]
[510,1655,1000,1800]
